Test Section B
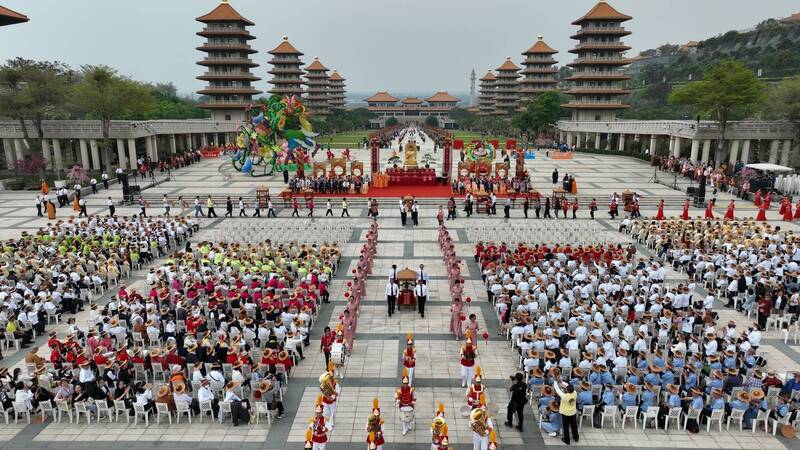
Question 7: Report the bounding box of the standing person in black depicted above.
[225,197,233,218]
[543,197,552,218]
[552,168,559,184]
[534,197,541,219]
[399,198,407,226]
[505,372,527,431]
[522,197,529,219]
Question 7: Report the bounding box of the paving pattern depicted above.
[0,151,798,449]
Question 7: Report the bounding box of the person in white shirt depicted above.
[14,383,35,410]
[385,279,399,317]
[414,280,428,318]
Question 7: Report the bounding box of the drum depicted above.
[330,344,346,365]
[399,406,415,424]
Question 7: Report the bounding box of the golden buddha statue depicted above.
[403,141,418,168]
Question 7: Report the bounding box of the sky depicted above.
[1,0,798,98]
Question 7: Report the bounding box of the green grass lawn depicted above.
[450,130,514,145]
[317,130,371,148]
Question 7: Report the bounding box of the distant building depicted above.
[780,12,800,24]
[304,57,331,116]
[563,0,633,121]
[267,36,304,98]
[493,58,521,116]
[680,40,700,54]
[0,4,27,27]
[519,36,559,104]
[478,70,497,116]
[365,92,459,128]
[328,70,347,111]
[195,1,262,122]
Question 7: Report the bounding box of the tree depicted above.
[669,59,764,165]
[512,91,563,136]
[0,58,75,176]
[69,65,154,173]
[385,117,399,126]
[763,76,800,152]
[424,115,439,127]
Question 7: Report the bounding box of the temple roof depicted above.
[329,71,345,81]
[572,0,632,25]
[524,36,558,55]
[305,57,328,71]
[480,71,497,81]
[196,1,254,26]
[0,4,28,26]
[426,92,460,103]
[269,36,303,55]
[497,58,520,71]
[365,92,399,102]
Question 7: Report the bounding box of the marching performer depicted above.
[330,325,347,379]
[308,396,329,450]
[402,333,416,385]
[435,432,451,450]
[470,394,494,450]
[304,429,313,450]
[488,430,498,450]
[466,366,486,410]
[461,331,477,387]
[365,398,385,450]
[319,362,340,429]
[431,403,447,450]
[396,368,416,435]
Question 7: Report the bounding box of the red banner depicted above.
[370,138,379,174]
[489,140,500,149]
[443,137,452,179]
[453,139,464,150]
[505,139,517,150]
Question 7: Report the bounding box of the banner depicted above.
[551,152,574,160]
[505,139,517,150]
[453,139,464,150]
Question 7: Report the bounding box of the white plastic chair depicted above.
[683,408,701,430]
[751,408,769,434]
[664,407,682,431]
[199,400,214,423]
[38,400,56,422]
[621,405,638,429]
[726,408,746,431]
[12,402,30,424]
[155,402,172,425]
[769,412,791,435]
[254,401,274,425]
[133,403,149,426]
[218,401,232,424]
[641,406,660,429]
[175,401,192,424]
[706,408,724,433]
[95,400,114,423]
[600,405,616,429]
[55,400,73,423]
[114,400,130,423]
[74,401,91,425]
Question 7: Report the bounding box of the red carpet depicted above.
[285,184,457,199]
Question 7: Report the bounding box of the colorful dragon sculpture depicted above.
[231,95,317,177]
[463,140,495,175]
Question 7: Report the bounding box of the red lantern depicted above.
[466,297,472,304]
[482,331,489,343]
[459,314,466,321]
[352,269,356,274]
[346,281,352,287]
[344,292,350,298]
[339,314,344,320]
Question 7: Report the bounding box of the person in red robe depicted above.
[794,199,800,220]
[756,203,768,222]
[784,201,794,222]
[754,189,762,207]
[724,200,735,220]
[765,191,772,209]
[681,199,690,220]
[655,199,665,220]
[704,201,714,219]
[779,196,788,215]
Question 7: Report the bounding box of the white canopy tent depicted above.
[745,163,794,173]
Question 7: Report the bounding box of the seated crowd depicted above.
[477,238,800,437]
[288,174,369,195]
[1,231,341,426]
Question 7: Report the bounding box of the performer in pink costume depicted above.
[450,297,464,340]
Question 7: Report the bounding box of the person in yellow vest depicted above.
[553,380,578,445]
[206,195,218,217]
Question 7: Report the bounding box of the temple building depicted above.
[304,57,331,116]
[0,4,28,27]
[519,35,559,103]
[563,0,632,121]
[365,92,460,128]
[267,35,304,97]
[328,70,347,111]
[195,1,261,122]
[493,57,521,116]
[478,70,497,116]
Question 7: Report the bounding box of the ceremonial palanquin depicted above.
[232,95,317,177]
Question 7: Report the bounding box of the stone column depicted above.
[566,133,574,147]
[594,133,601,150]
[618,134,626,152]
[152,136,160,162]
[116,139,127,170]
[674,137,683,158]
[690,139,700,163]
[728,140,740,165]
[769,140,780,164]
[169,134,177,155]
[145,136,154,162]
[201,134,208,147]
[52,139,64,172]
[13,139,26,161]
[701,140,711,164]
[668,136,675,157]
[89,139,101,170]
[781,140,793,167]
[2,138,14,168]
[41,139,52,170]
[649,135,657,155]
[739,140,751,166]
[128,138,137,169]
[78,139,90,168]
[183,134,191,151]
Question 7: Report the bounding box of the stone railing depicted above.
[557,120,797,140]
[0,120,239,140]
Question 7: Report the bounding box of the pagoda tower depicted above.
[519,35,559,103]
[304,57,331,116]
[564,0,632,121]
[328,70,347,111]
[478,70,497,116]
[493,57,520,116]
[195,0,261,122]
[267,35,304,97]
